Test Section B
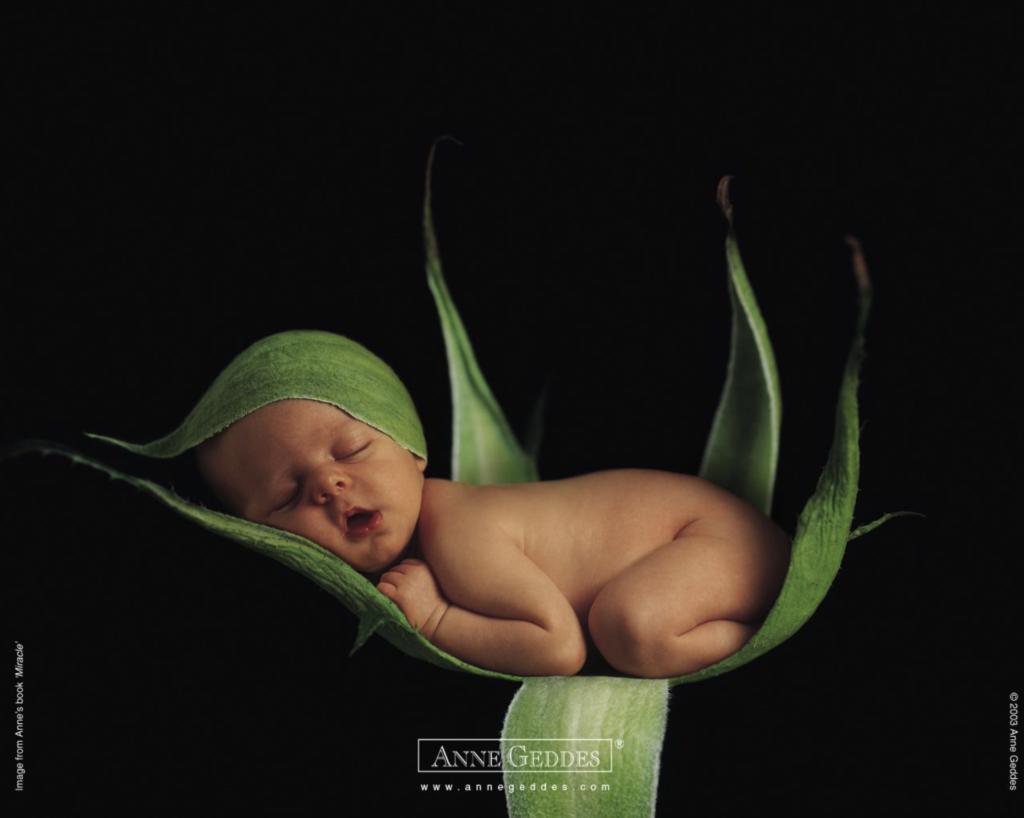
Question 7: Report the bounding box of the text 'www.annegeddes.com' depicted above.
[420,781,612,794]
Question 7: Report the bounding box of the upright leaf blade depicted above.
[699,177,782,515]
[423,139,538,485]
[671,236,873,685]
[418,146,671,818]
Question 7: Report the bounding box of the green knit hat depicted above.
[88,330,427,461]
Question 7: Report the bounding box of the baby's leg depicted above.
[588,515,790,678]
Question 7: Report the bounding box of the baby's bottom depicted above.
[587,523,790,678]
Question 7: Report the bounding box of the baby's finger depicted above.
[380,565,411,581]
[376,581,397,597]
[399,558,425,567]
[378,570,404,586]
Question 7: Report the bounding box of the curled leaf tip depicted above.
[844,235,872,294]
[847,510,925,541]
[432,134,465,149]
[349,610,387,657]
[426,136,465,193]
[717,175,735,223]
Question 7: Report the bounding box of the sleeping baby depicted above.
[160,330,791,679]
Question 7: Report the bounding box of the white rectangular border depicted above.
[417,738,614,774]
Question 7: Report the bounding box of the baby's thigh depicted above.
[588,523,790,642]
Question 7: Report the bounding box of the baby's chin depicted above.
[365,546,412,576]
[350,536,416,577]
[252,520,403,575]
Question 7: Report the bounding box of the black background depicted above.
[7,8,1019,817]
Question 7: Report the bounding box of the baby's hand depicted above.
[377,559,450,641]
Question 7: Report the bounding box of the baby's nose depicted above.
[311,464,347,504]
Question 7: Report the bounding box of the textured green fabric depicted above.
[87,330,427,461]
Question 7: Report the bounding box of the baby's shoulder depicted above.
[418,479,512,554]
[420,477,478,515]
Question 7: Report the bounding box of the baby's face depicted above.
[197,399,427,573]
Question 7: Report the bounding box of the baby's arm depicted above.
[378,542,586,677]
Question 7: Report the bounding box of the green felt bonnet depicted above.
[88,330,427,461]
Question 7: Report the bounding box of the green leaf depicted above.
[523,381,550,465]
[6,144,550,687]
[699,176,782,516]
[3,440,520,682]
[84,331,428,462]
[350,609,387,656]
[423,138,539,485]
[422,146,672,816]
[501,677,668,818]
[671,235,875,686]
[848,511,924,541]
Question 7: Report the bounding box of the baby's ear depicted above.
[414,455,427,473]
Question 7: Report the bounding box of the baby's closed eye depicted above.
[332,441,371,461]
[273,484,302,512]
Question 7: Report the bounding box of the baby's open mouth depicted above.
[345,509,382,537]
